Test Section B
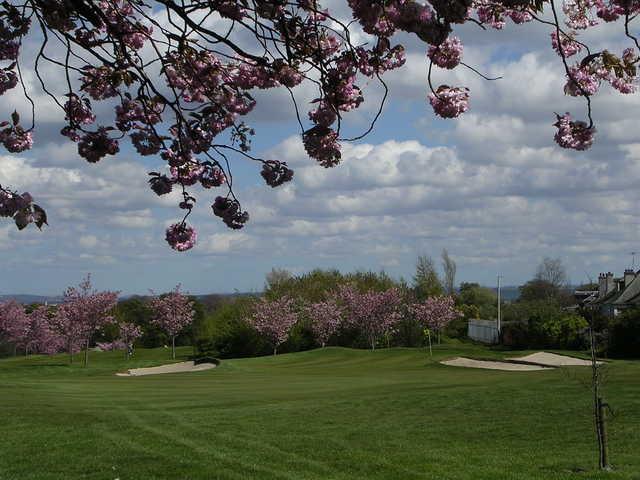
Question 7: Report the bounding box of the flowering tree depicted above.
[119,322,143,359]
[50,275,119,366]
[149,284,195,359]
[48,304,85,364]
[16,306,62,355]
[0,300,28,354]
[248,296,298,355]
[1,1,638,247]
[410,295,462,353]
[338,285,403,350]
[305,298,343,347]
[0,302,61,355]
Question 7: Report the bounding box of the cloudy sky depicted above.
[1,3,639,296]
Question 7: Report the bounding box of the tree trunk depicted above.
[273,346,277,356]
[68,340,73,365]
[83,339,90,367]
[172,336,176,359]
[589,315,610,471]
[597,397,610,470]
[427,330,433,357]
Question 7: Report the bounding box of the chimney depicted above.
[624,269,635,289]
[606,272,615,295]
[598,273,606,299]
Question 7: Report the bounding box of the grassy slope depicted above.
[0,345,638,480]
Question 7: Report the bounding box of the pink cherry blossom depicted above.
[305,299,343,347]
[551,31,582,57]
[149,284,195,359]
[428,36,463,69]
[429,86,470,119]
[248,296,298,355]
[50,274,119,365]
[165,223,197,251]
[337,285,403,350]
[554,112,596,150]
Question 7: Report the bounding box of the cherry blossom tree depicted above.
[1,1,638,247]
[16,306,62,355]
[248,296,298,355]
[119,322,143,359]
[48,304,85,364]
[0,302,61,355]
[149,284,195,359]
[410,295,462,354]
[305,298,343,347]
[50,274,119,366]
[337,285,403,350]
[0,300,28,355]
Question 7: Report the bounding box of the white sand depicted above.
[116,361,216,377]
[441,357,551,371]
[507,352,600,367]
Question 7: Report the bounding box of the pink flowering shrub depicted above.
[96,340,126,351]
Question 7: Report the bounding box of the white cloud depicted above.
[78,235,99,249]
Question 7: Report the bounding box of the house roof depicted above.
[591,271,640,307]
[612,273,640,305]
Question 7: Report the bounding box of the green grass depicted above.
[0,344,639,480]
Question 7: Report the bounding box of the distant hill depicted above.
[490,286,520,302]
[0,288,527,305]
[0,295,64,305]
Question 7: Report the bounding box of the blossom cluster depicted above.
[554,113,596,151]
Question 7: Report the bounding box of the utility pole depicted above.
[497,275,502,340]
[631,252,637,269]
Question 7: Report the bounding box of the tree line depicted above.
[0,277,195,364]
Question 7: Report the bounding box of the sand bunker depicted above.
[116,361,216,377]
[441,357,551,371]
[441,351,603,371]
[507,351,600,367]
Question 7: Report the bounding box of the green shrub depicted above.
[501,322,529,348]
[194,338,220,359]
[500,313,587,350]
[609,309,640,358]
